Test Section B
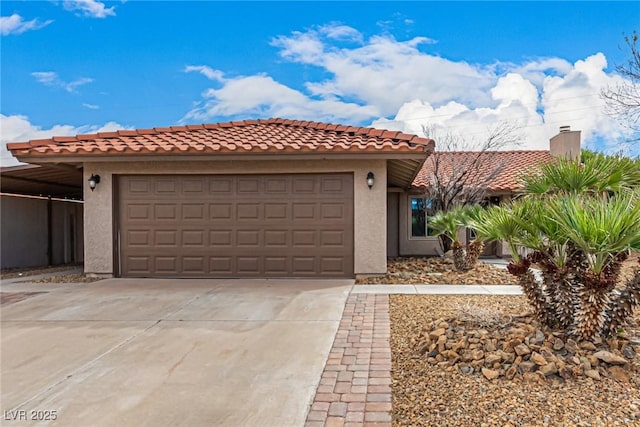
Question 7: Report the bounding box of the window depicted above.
[410,197,436,238]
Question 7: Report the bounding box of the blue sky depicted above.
[2,1,639,164]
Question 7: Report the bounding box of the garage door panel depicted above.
[182,256,205,274]
[210,256,233,274]
[182,204,206,220]
[210,230,232,247]
[128,204,151,220]
[292,230,316,247]
[237,257,260,273]
[292,203,316,220]
[119,174,353,277]
[265,257,288,274]
[265,178,287,193]
[182,230,205,247]
[237,178,260,193]
[264,230,288,247]
[155,178,178,194]
[154,204,177,220]
[237,230,260,247]
[155,256,178,273]
[210,203,232,220]
[237,203,260,220]
[264,203,288,219]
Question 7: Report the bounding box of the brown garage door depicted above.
[117,174,354,278]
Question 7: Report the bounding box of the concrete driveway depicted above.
[1,278,352,426]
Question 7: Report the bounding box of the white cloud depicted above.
[318,23,363,42]
[184,25,637,155]
[272,27,480,115]
[82,103,100,109]
[32,71,94,93]
[373,53,635,154]
[0,14,52,36]
[1,114,128,166]
[184,65,225,82]
[183,74,378,124]
[62,0,115,18]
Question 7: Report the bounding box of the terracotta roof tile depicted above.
[7,118,435,159]
[412,150,553,192]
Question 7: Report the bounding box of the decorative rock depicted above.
[531,352,548,366]
[459,365,473,375]
[503,365,516,380]
[514,344,531,356]
[565,339,579,354]
[485,354,502,365]
[579,341,597,351]
[622,344,636,359]
[608,366,630,382]
[429,328,446,340]
[593,350,628,365]
[418,343,430,355]
[558,365,574,380]
[519,361,535,373]
[484,340,496,352]
[580,356,592,371]
[585,369,601,381]
[553,338,565,351]
[437,334,447,345]
[539,362,558,377]
[540,347,556,363]
[523,371,546,384]
[471,350,485,360]
[482,367,500,380]
[534,329,545,344]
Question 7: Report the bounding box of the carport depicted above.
[0,164,84,269]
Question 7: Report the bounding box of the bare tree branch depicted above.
[601,31,640,140]
[420,121,523,251]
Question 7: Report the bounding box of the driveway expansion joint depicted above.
[7,318,163,413]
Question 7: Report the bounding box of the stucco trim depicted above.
[83,159,387,277]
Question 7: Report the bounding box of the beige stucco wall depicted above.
[397,192,441,256]
[83,159,387,276]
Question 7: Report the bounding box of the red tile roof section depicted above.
[412,150,553,192]
[7,118,434,158]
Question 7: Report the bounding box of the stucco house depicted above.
[6,118,579,278]
[391,126,580,258]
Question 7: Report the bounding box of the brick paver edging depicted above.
[305,294,392,427]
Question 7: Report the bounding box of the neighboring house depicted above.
[388,126,581,258]
[0,164,84,269]
[5,119,579,278]
[7,119,434,278]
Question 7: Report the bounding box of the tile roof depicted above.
[412,150,553,192]
[7,118,434,159]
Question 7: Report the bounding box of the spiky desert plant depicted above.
[430,205,486,271]
[545,190,640,339]
[472,202,555,327]
[430,206,469,270]
[460,205,486,267]
[479,160,640,340]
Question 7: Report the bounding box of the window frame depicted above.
[408,196,438,240]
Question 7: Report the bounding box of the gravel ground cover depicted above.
[0,264,81,280]
[356,257,518,286]
[390,294,640,426]
[26,274,103,283]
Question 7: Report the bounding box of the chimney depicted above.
[550,126,581,161]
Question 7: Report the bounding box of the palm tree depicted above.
[478,152,640,340]
[430,205,485,271]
